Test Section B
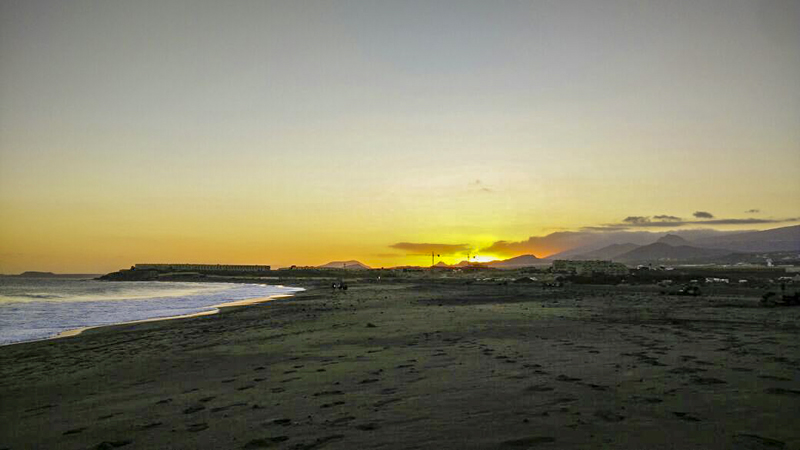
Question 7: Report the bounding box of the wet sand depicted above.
[55,293,298,340]
[1,281,798,449]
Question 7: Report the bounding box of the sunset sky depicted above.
[1,0,799,273]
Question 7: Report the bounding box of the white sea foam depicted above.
[0,277,302,345]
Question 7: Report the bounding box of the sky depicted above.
[1,0,799,273]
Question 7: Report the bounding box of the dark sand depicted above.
[1,281,799,449]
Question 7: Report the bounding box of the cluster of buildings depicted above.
[133,264,270,273]
[552,260,629,276]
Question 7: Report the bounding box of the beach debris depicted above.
[331,281,349,290]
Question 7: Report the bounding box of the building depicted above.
[134,264,270,273]
[552,260,629,276]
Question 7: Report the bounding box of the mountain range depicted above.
[563,225,800,263]
[316,226,799,269]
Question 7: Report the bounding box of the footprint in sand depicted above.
[672,412,701,422]
[499,436,555,448]
[691,377,727,385]
[295,435,345,448]
[668,367,707,375]
[555,375,581,382]
[525,384,554,393]
[242,436,289,449]
[321,401,345,408]
[92,440,133,449]
[732,433,785,449]
[313,390,344,397]
[765,388,800,397]
[183,405,205,414]
[211,402,248,413]
[328,416,356,426]
[594,410,625,422]
[186,423,208,432]
[758,375,792,381]
[373,398,401,407]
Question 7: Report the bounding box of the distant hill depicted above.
[691,225,800,252]
[451,260,472,267]
[571,243,641,261]
[487,255,543,269]
[12,272,100,278]
[614,243,731,263]
[656,234,691,246]
[318,260,371,270]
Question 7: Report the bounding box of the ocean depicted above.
[0,276,302,345]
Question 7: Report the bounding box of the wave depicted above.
[0,282,233,304]
[0,280,303,345]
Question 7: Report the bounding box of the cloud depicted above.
[693,211,715,219]
[468,179,493,193]
[653,215,682,221]
[612,214,686,227]
[745,209,760,214]
[593,215,799,230]
[698,218,794,225]
[623,216,650,225]
[389,242,470,255]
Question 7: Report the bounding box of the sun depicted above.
[471,255,499,263]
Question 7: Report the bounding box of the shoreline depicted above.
[3,286,304,347]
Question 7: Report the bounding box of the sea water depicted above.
[0,276,302,345]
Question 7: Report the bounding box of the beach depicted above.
[1,280,798,449]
